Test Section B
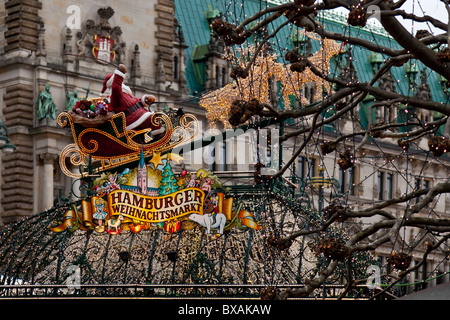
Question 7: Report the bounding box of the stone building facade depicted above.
[0,0,193,225]
[0,0,449,295]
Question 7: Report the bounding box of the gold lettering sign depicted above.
[107,188,205,223]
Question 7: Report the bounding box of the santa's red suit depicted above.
[101,70,164,135]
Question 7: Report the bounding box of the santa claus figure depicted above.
[101,64,165,139]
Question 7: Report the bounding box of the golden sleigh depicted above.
[58,108,199,179]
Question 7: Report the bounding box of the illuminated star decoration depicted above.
[149,152,164,169]
[150,152,185,169]
[199,31,345,129]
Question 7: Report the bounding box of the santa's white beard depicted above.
[104,74,133,96]
[121,84,132,95]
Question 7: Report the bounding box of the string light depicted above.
[199,31,345,128]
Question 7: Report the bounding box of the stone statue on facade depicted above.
[65,89,79,111]
[36,84,58,121]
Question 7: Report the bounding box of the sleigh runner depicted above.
[58,106,199,179]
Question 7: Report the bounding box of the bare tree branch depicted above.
[208,0,450,300]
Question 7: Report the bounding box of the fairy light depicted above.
[199,31,345,128]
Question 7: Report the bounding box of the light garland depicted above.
[199,31,345,128]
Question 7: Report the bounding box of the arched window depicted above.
[221,67,226,86]
[215,66,220,88]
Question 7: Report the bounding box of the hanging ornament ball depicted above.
[320,141,337,155]
[347,5,367,27]
[387,252,412,271]
[428,136,450,157]
[229,100,246,127]
[338,150,355,170]
[211,17,234,37]
[246,98,263,114]
[323,204,347,222]
[285,49,300,64]
[398,139,410,151]
[335,100,347,111]
[437,47,450,63]
[415,30,432,40]
[316,238,351,261]
[290,59,308,73]
[230,66,249,80]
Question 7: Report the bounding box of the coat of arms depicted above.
[93,35,116,64]
[77,7,125,64]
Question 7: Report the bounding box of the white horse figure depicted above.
[189,213,227,235]
[107,214,124,232]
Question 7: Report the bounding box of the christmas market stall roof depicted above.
[174,0,449,131]
[397,282,450,300]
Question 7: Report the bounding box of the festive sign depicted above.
[51,149,261,237]
[107,188,205,223]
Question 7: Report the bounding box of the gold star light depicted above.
[149,152,164,168]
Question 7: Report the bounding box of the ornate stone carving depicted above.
[416,69,432,101]
[63,28,74,64]
[76,7,125,64]
[36,21,46,57]
[130,44,142,81]
[379,70,397,93]
[39,153,58,166]
[156,50,167,85]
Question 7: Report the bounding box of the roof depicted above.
[174,0,449,109]
[397,282,450,300]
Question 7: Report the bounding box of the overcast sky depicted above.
[328,0,448,35]
[398,0,447,34]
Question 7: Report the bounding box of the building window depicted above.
[339,166,356,196]
[414,259,428,291]
[414,177,432,206]
[378,171,394,200]
[215,66,220,88]
[304,84,316,104]
[298,156,316,181]
[436,269,446,285]
[378,172,385,200]
[222,67,227,86]
[384,105,397,124]
[386,173,394,199]
[207,144,216,172]
[53,186,66,206]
